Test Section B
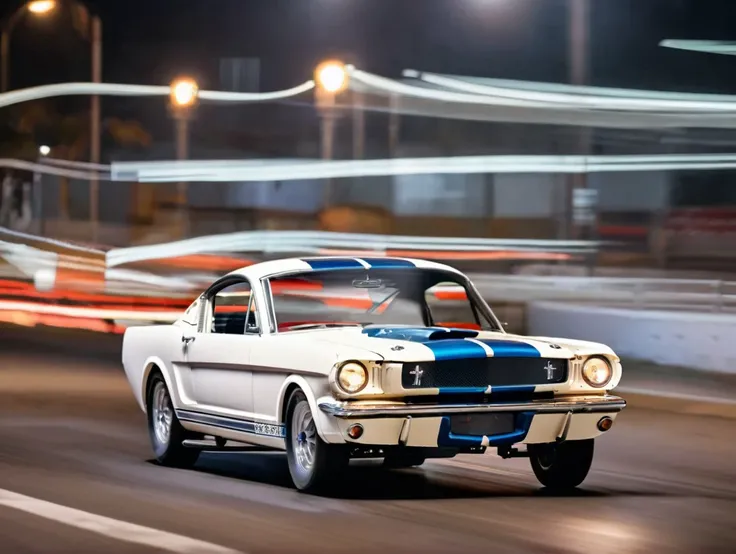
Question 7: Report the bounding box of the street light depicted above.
[27,0,57,14]
[170,77,199,108]
[39,145,50,156]
[0,0,102,242]
[315,61,348,94]
[1,0,58,92]
[314,61,349,210]
[169,77,199,238]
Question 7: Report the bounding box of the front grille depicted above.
[402,357,568,389]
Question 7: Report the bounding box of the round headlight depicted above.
[336,362,368,394]
[582,357,612,388]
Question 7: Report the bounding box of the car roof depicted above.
[229,257,465,281]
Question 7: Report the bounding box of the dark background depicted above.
[4,0,735,92]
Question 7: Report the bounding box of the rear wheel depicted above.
[146,373,200,468]
[285,390,348,492]
[528,439,594,491]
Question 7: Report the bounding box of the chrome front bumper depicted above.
[318,394,627,419]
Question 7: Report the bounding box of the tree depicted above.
[0,100,152,218]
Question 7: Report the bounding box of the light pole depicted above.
[567,0,592,242]
[169,77,199,237]
[314,60,349,208]
[0,0,56,93]
[1,0,103,242]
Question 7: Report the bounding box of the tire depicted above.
[383,453,426,468]
[146,372,200,468]
[528,439,594,491]
[285,390,348,492]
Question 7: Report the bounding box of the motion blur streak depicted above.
[316,249,573,261]
[6,151,736,184]
[403,70,736,100]
[0,300,181,321]
[409,71,736,111]
[105,230,596,267]
[111,153,736,183]
[0,80,315,110]
[0,311,124,333]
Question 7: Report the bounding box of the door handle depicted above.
[182,335,196,345]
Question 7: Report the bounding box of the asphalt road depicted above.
[0,326,735,553]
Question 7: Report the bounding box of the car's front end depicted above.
[266,259,626,490]
[312,328,625,475]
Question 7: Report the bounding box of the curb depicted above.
[618,387,736,420]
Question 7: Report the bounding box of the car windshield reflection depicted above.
[267,268,500,333]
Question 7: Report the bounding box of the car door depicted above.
[182,277,260,416]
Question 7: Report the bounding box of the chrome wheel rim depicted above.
[291,401,317,472]
[151,381,173,446]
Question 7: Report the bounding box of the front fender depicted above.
[277,375,344,444]
[140,356,180,414]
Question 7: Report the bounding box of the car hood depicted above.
[307,325,616,363]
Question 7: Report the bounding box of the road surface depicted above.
[0,325,734,553]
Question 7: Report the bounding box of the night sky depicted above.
[4,0,736,93]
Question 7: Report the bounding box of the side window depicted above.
[210,281,260,335]
[424,282,481,331]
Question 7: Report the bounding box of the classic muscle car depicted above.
[122,256,626,492]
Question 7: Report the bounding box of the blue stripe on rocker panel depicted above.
[303,258,365,271]
[360,258,416,269]
[480,339,541,358]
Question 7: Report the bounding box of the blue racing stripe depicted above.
[176,410,286,438]
[438,387,489,395]
[426,339,489,361]
[360,258,416,269]
[480,339,541,358]
[303,258,364,271]
[490,385,536,394]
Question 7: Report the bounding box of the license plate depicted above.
[449,413,515,436]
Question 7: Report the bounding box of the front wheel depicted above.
[146,373,200,468]
[528,439,594,491]
[285,390,348,492]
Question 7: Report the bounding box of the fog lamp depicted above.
[347,424,364,440]
[597,416,614,432]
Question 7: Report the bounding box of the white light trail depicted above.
[408,71,736,112]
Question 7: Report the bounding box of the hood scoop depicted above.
[362,326,479,342]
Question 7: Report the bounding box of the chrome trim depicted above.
[398,416,412,446]
[556,411,572,442]
[318,395,627,418]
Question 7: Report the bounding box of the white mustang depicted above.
[122,257,626,493]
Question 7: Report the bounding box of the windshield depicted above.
[267,268,500,333]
